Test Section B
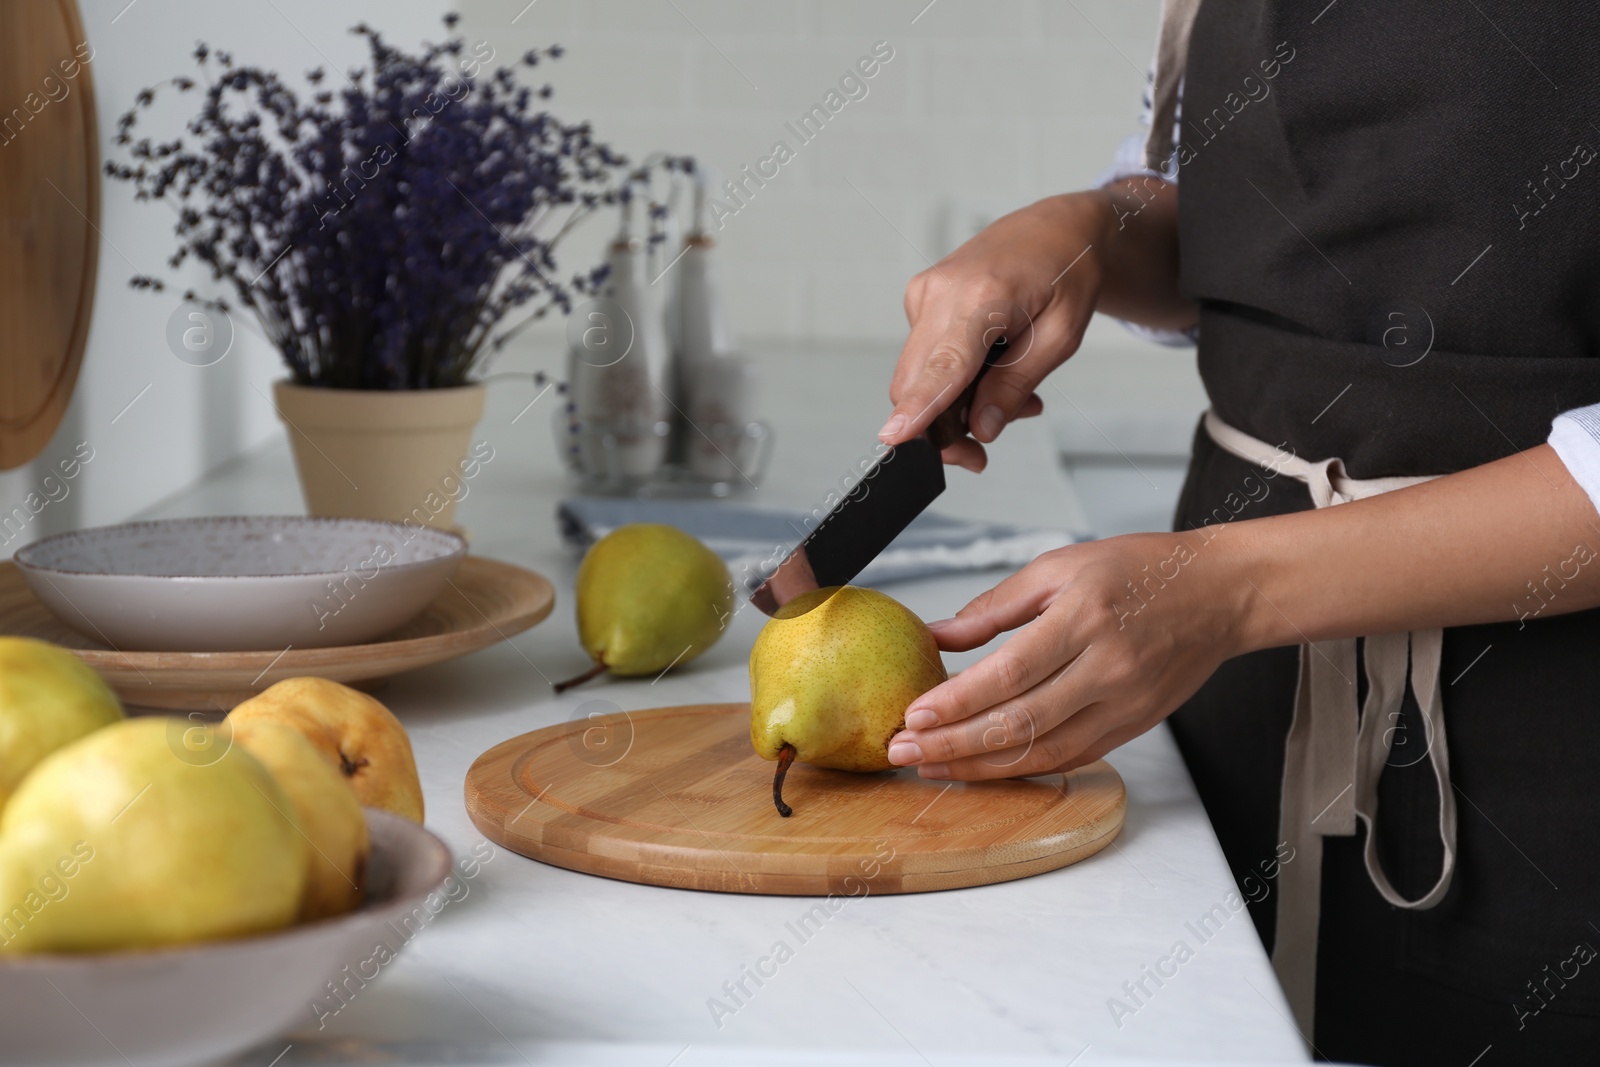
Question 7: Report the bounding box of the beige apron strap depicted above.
[1144,0,1203,173]
[1203,410,1456,1042]
[1201,409,1434,503]
[1353,628,1458,910]
[1272,638,1358,1034]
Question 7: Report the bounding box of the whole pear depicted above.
[0,717,306,953]
[228,677,424,823]
[230,719,370,921]
[0,638,123,813]
[556,523,734,691]
[750,586,947,816]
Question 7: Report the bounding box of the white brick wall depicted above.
[458,0,1165,345]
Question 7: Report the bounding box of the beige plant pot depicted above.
[273,381,485,531]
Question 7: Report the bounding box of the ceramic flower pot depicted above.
[273,382,485,531]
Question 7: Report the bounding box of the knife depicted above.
[747,339,1008,616]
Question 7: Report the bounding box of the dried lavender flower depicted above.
[107,15,691,390]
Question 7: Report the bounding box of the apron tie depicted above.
[1144,0,1203,173]
[1202,410,1459,1040]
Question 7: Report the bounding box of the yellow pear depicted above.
[556,523,734,691]
[230,719,370,921]
[228,677,424,823]
[0,717,305,953]
[750,586,947,816]
[0,637,123,812]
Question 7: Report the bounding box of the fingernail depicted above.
[920,763,950,780]
[904,708,938,730]
[976,405,1003,440]
[926,618,954,630]
[888,740,923,766]
[878,413,907,441]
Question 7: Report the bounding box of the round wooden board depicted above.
[0,0,99,470]
[0,556,554,710]
[465,704,1125,896]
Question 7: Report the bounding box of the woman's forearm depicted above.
[1092,177,1196,333]
[885,441,1599,781]
[1219,444,1600,652]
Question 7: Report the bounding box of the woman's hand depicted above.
[879,178,1193,473]
[880,192,1114,472]
[888,441,1600,778]
[876,192,1113,476]
[887,529,1252,779]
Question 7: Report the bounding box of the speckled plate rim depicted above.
[13,516,466,581]
[0,555,554,672]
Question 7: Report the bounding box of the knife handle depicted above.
[926,338,1009,452]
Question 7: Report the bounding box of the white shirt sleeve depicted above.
[1097,74,1196,348]
[1549,403,1600,515]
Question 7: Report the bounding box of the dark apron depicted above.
[1171,2,1600,1063]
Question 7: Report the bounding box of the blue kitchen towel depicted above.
[556,497,1083,592]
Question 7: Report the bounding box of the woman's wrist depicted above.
[1199,518,1294,659]
[1022,190,1118,270]
[1087,178,1194,332]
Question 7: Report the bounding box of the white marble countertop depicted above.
[137,345,1308,1066]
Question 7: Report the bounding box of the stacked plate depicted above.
[3,516,554,710]
[14,516,467,652]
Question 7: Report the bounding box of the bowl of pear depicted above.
[0,708,450,1067]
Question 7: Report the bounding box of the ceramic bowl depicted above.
[13,517,466,652]
[0,809,453,1067]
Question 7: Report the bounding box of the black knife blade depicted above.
[747,339,1007,616]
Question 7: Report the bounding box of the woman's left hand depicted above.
[887,530,1252,779]
[891,441,1600,780]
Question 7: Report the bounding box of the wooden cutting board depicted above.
[465,704,1125,895]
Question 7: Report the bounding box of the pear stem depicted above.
[553,660,606,694]
[773,744,796,818]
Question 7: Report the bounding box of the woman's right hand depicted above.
[878,191,1115,472]
[879,177,1192,472]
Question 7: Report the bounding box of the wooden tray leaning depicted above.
[0,0,99,470]
[0,556,554,710]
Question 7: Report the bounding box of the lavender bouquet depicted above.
[107,16,686,390]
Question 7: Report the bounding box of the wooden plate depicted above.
[0,0,99,470]
[465,704,1125,895]
[0,556,554,710]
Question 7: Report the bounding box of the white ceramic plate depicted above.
[13,517,466,652]
[0,809,453,1067]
